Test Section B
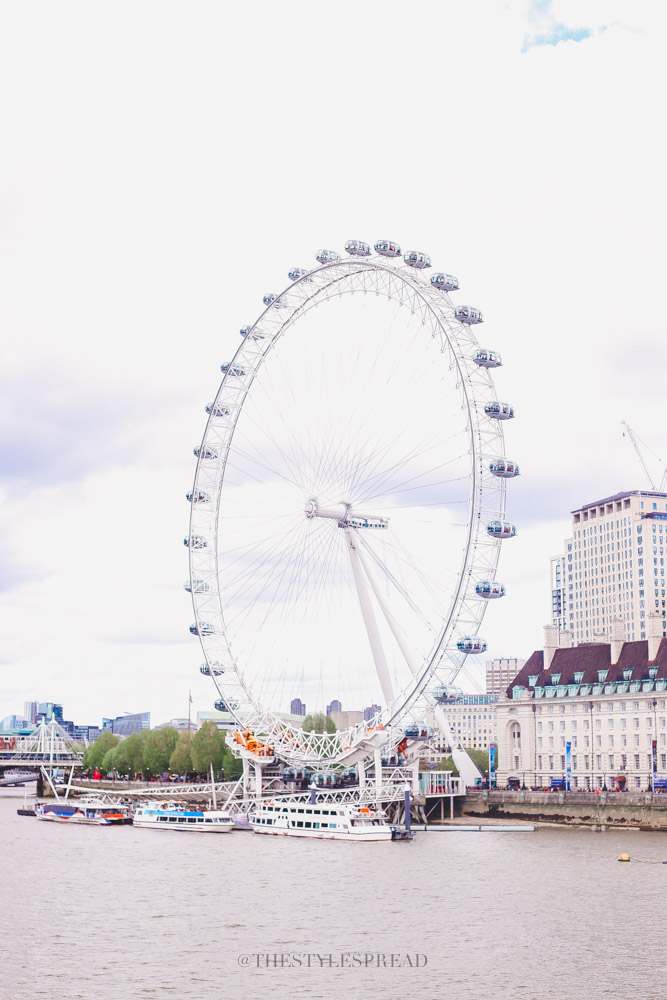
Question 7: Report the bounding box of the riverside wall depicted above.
[463,789,667,829]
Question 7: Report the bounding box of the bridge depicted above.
[0,719,83,796]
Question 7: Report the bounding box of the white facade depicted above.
[485,658,526,696]
[428,695,499,759]
[550,554,566,630]
[556,490,667,644]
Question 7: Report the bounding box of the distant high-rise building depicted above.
[24,701,38,725]
[553,490,667,644]
[36,702,63,724]
[485,658,526,696]
[326,699,341,716]
[107,712,150,736]
[550,554,566,630]
[290,698,306,717]
[363,704,381,721]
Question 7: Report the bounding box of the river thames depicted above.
[2,792,665,1000]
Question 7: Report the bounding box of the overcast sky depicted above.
[1,0,666,727]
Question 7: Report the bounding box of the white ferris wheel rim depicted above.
[187,250,510,768]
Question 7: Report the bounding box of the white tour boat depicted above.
[132,803,234,833]
[252,800,392,841]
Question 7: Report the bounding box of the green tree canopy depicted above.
[191,720,226,774]
[169,731,194,776]
[143,727,180,775]
[100,747,118,775]
[303,713,335,734]
[82,730,119,771]
[122,730,148,777]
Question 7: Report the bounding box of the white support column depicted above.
[344,527,394,705]
[253,763,262,801]
[434,704,483,787]
[373,748,383,804]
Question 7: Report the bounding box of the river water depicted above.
[2,792,665,1000]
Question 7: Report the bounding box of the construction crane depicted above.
[621,421,667,492]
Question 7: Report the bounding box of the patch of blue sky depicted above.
[524,25,592,51]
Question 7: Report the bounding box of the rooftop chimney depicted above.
[544,624,559,672]
[591,630,609,645]
[559,630,573,649]
[647,611,662,662]
[610,617,625,665]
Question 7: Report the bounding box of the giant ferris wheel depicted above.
[185,240,518,777]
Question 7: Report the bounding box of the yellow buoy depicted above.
[618,853,631,862]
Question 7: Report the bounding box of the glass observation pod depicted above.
[186,490,211,504]
[403,250,431,269]
[262,293,287,308]
[240,326,265,340]
[455,305,484,325]
[184,579,210,594]
[184,535,207,549]
[486,520,517,539]
[315,249,342,264]
[484,401,514,421]
[206,402,231,417]
[433,684,463,702]
[193,445,219,460]
[200,662,224,676]
[475,580,506,599]
[374,239,402,257]
[403,723,433,739]
[190,622,216,636]
[342,767,358,781]
[220,364,246,377]
[214,699,235,712]
[489,458,520,478]
[473,349,502,369]
[431,272,459,292]
[287,267,313,282]
[456,636,487,654]
[344,239,371,256]
[346,515,389,529]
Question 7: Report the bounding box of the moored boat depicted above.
[252,801,392,841]
[132,803,234,832]
[35,798,131,825]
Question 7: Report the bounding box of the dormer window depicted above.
[551,674,561,685]
[649,667,658,680]
[574,671,584,684]
[528,675,538,687]
[623,669,632,681]
[598,670,608,683]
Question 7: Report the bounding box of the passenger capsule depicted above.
[193,445,219,460]
[214,698,234,712]
[403,722,433,739]
[374,239,402,258]
[489,458,520,478]
[315,249,341,264]
[183,579,210,594]
[433,684,463,703]
[455,305,484,325]
[431,272,459,292]
[475,580,506,599]
[240,326,266,340]
[486,520,517,539]
[262,293,287,309]
[484,401,514,420]
[200,662,224,676]
[205,402,230,417]
[190,621,216,636]
[473,349,502,368]
[288,267,312,282]
[344,239,371,256]
[403,250,431,269]
[186,490,211,504]
[184,535,207,549]
[220,364,246,377]
[456,636,487,654]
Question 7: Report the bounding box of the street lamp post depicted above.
[651,698,658,793]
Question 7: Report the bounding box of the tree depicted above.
[222,745,243,780]
[169,731,194,776]
[82,730,119,771]
[191,720,226,775]
[303,713,335,734]
[101,747,118,776]
[432,747,497,779]
[111,739,131,776]
[143,727,180,776]
[123,730,148,778]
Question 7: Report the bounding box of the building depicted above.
[36,703,63,724]
[154,718,193,731]
[550,555,566,630]
[363,704,381,722]
[1,714,28,731]
[329,710,363,730]
[485,658,526,696]
[429,695,499,758]
[103,712,150,736]
[326,699,342,716]
[23,701,38,725]
[554,489,667,645]
[496,614,667,790]
[290,698,306,717]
